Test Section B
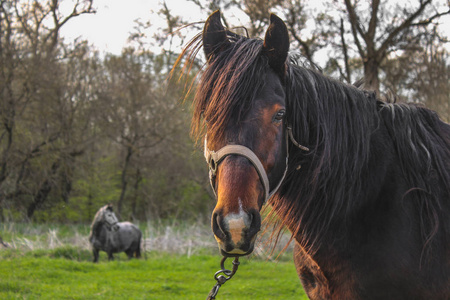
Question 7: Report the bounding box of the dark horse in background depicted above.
[89,204,142,262]
[179,10,450,299]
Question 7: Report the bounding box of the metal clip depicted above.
[206,256,240,300]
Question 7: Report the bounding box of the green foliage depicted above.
[0,0,209,223]
[0,251,307,299]
[65,156,123,223]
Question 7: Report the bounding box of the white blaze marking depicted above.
[223,198,251,246]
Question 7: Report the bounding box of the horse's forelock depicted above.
[192,36,268,144]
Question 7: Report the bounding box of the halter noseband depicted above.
[204,126,308,204]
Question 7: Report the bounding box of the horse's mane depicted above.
[178,27,450,255]
[378,103,450,253]
[88,205,111,241]
[264,65,378,250]
[273,63,450,253]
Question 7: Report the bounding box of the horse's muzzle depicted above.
[212,208,261,256]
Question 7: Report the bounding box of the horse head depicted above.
[201,11,291,256]
[103,204,119,231]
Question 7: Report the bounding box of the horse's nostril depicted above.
[212,212,227,241]
[248,210,261,237]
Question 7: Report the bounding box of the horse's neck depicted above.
[288,122,400,248]
[93,221,110,238]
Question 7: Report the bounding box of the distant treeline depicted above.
[0,0,212,223]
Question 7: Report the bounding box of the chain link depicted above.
[206,256,240,300]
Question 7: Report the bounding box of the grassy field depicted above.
[0,249,307,299]
[0,223,308,299]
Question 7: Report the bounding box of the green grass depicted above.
[0,222,305,298]
[0,249,307,299]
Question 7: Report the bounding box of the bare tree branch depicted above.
[343,0,366,59]
[340,18,351,83]
[378,0,432,59]
[367,0,380,42]
[411,8,450,27]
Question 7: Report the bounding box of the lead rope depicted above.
[206,256,240,300]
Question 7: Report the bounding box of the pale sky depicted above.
[61,0,450,58]
[61,0,216,55]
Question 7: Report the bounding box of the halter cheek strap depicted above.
[205,142,273,201]
[204,126,306,204]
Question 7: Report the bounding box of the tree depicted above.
[186,0,449,107]
[383,25,450,122]
[338,0,449,93]
[0,0,95,220]
[96,49,167,218]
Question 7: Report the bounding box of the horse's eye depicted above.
[273,109,286,122]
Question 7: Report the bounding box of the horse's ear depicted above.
[262,14,290,74]
[203,10,230,61]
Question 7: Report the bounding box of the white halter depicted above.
[203,126,308,204]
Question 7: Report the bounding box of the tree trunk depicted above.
[0,205,4,223]
[363,58,380,94]
[87,188,93,222]
[130,167,142,221]
[117,145,133,218]
[27,180,52,219]
[26,160,60,219]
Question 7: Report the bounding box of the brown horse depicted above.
[180,10,450,300]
